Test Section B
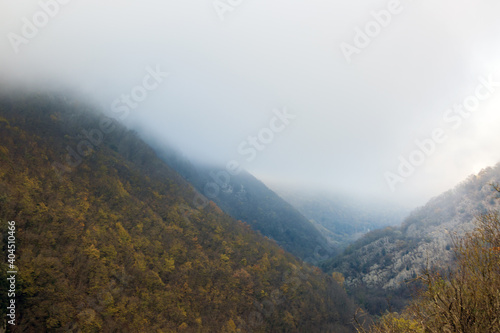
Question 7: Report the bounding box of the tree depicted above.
[410,210,500,332]
[356,203,500,333]
[332,272,345,288]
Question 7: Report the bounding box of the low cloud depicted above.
[1,0,500,206]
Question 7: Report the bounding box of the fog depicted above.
[2,0,500,206]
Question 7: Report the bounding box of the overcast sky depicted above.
[1,0,500,206]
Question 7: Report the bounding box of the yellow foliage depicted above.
[164,257,175,273]
[84,244,100,260]
[116,222,131,243]
[357,311,423,333]
[114,179,129,197]
[332,271,345,287]
[0,145,9,155]
[223,319,237,332]
[46,317,60,328]
[134,252,147,271]
[375,312,423,333]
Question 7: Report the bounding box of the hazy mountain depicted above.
[271,187,410,249]
[323,165,500,315]
[0,93,357,332]
[147,141,335,262]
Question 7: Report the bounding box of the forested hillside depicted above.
[0,93,356,332]
[359,209,500,332]
[148,141,333,261]
[324,166,500,315]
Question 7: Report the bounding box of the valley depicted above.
[0,93,358,332]
[2,2,499,331]
[1,91,499,332]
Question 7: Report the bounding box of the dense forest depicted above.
[3,91,499,332]
[358,207,500,332]
[147,140,333,262]
[0,92,357,332]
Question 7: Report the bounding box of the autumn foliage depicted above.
[0,93,356,332]
[357,205,500,333]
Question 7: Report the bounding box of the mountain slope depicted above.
[149,142,333,262]
[323,166,500,315]
[0,93,356,332]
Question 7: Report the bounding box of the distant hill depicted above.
[0,92,356,332]
[271,187,409,249]
[323,165,500,315]
[149,141,334,262]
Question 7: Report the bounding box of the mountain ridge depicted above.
[146,139,334,262]
[271,186,409,249]
[0,92,356,332]
[323,164,500,314]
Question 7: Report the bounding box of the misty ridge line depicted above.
[51,65,169,178]
[384,72,500,192]
[7,0,74,54]
[189,107,296,207]
[185,106,337,266]
[46,56,302,229]
[50,76,326,264]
